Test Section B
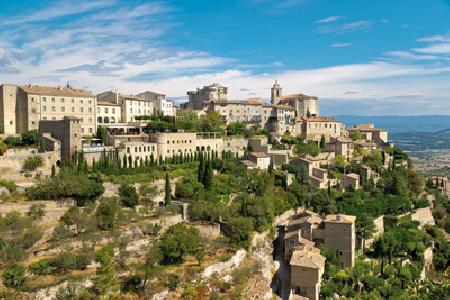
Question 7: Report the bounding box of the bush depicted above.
[159,224,202,264]
[26,172,104,204]
[96,198,119,230]
[119,184,139,207]
[0,179,16,192]
[23,155,44,171]
[2,265,25,288]
[95,245,115,262]
[27,203,46,220]
[29,259,51,275]
[51,252,78,273]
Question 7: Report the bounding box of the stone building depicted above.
[242,152,271,170]
[289,240,325,300]
[96,101,122,125]
[137,91,174,116]
[431,176,449,196]
[347,124,389,147]
[297,116,344,142]
[1,84,96,135]
[271,81,319,117]
[38,116,83,163]
[186,83,228,110]
[333,137,354,160]
[284,210,356,269]
[340,173,360,191]
[148,131,223,160]
[97,91,153,123]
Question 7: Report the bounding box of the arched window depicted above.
[104,116,110,123]
[97,116,103,123]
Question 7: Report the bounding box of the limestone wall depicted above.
[0,148,60,178]
[0,200,73,224]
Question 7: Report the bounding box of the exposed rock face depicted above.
[30,279,93,300]
[412,207,435,227]
[0,200,74,224]
[202,249,247,279]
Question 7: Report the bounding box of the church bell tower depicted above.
[271,80,282,105]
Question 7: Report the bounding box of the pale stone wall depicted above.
[0,200,74,224]
[0,84,18,134]
[290,266,321,300]
[324,221,355,268]
[0,148,60,178]
[96,103,122,124]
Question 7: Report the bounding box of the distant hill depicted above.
[390,129,450,151]
[334,115,450,133]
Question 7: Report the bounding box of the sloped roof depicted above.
[21,85,94,97]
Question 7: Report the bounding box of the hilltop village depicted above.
[0,82,448,299]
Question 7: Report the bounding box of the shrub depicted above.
[51,252,78,273]
[0,179,16,192]
[23,155,44,171]
[159,224,202,264]
[96,198,119,230]
[119,184,139,207]
[29,259,51,275]
[2,265,25,288]
[27,203,46,220]
[95,245,115,262]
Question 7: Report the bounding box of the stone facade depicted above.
[38,116,82,162]
[96,102,122,125]
[186,83,228,110]
[137,91,174,116]
[297,116,344,142]
[97,91,154,123]
[1,84,96,135]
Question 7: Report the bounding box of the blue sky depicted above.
[1,0,450,115]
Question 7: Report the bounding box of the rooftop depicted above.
[280,93,317,100]
[249,152,271,158]
[324,214,356,224]
[343,173,360,180]
[290,243,325,269]
[299,115,340,123]
[21,85,94,97]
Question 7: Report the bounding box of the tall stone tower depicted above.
[271,80,282,105]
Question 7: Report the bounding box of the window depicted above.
[71,107,75,112]
[88,117,92,122]
[52,117,56,120]
[42,106,47,112]
[61,98,65,103]
[61,106,65,112]
[88,100,92,104]
[105,107,109,113]
[43,117,47,120]
[81,128,84,133]
[31,108,36,113]
[80,100,84,104]
[42,97,46,102]
[71,98,75,103]
[52,106,56,112]
[112,108,115,113]
[97,117,103,123]
[80,107,84,112]
[31,97,34,102]
[51,97,55,102]
[88,128,92,133]
[97,107,100,113]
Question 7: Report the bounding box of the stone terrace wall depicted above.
[0,148,60,178]
[0,200,74,224]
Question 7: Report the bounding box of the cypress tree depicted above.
[128,156,132,168]
[150,154,155,166]
[123,155,127,168]
[51,165,56,177]
[268,159,274,174]
[164,173,171,205]
[198,153,205,183]
[203,159,213,190]
[320,135,326,150]
[92,158,96,172]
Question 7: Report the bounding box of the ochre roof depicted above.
[281,93,317,100]
[299,116,340,123]
[21,85,94,97]
[324,214,356,224]
[290,243,325,269]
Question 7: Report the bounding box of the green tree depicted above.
[198,152,205,183]
[96,126,107,144]
[159,224,202,264]
[356,213,375,254]
[51,164,56,177]
[96,198,119,230]
[203,159,213,190]
[27,203,45,221]
[319,134,326,149]
[164,173,171,206]
[93,253,119,296]
[2,265,25,288]
[119,184,139,207]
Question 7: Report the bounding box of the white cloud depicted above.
[315,16,342,24]
[413,43,450,54]
[330,43,352,48]
[339,20,373,34]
